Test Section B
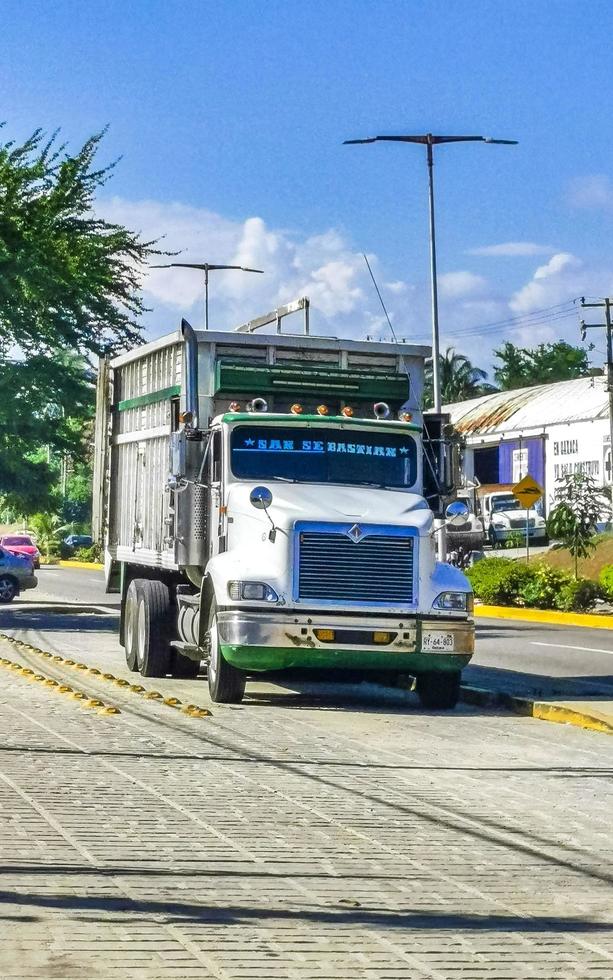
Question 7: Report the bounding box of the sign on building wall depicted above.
[512,448,529,483]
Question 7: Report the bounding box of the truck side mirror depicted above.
[445,500,470,526]
[250,486,273,510]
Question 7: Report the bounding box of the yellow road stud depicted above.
[41,652,52,658]
[189,708,211,717]
[114,678,130,687]
[64,660,76,666]
[20,668,34,675]
[85,698,104,708]
[164,697,182,707]
[102,673,115,680]
[33,674,46,682]
[53,656,63,662]
[70,692,87,700]
[129,684,145,693]
[88,668,101,675]
[144,691,163,700]
[75,663,88,670]
[98,706,121,715]
[44,680,58,687]
[58,685,73,693]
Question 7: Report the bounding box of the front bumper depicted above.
[491,525,546,540]
[17,574,37,592]
[217,609,474,673]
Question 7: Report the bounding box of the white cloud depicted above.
[467,241,554,257]
[509,252,582,319]
[438,270,488,299]
[98,196,416,338]
[567,175,613,210]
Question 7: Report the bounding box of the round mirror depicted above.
[250,486,273,510]
[445,500,470,527]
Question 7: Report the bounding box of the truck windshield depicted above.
[230,425,417,488]
[491,496,521,512]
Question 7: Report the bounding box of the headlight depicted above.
[493,521,507,529]
[228,581,279,602]
[433,591,471,612]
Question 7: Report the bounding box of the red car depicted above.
[0,535,41,569]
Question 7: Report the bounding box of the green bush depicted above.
[555,578,601,612]
[518,564,569,609]
[599,564,613,601]
[466,558,533,605]
[73,543,102,563]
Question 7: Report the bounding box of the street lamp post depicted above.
[151,262,264,330]
[343,133,517,412]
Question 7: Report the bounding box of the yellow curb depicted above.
[460,685,613,735]
[474,604,613,630]
[58,560,104,571]
[531,701,613,734]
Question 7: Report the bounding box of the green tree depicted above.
[424,346,497,408]
[493,341,590,390]
[547,473,610,578]
[0,125,163,508]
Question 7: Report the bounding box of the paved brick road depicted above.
[0,622,612,979]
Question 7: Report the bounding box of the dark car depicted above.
[63,534,93,554]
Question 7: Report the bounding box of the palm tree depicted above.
[424,347,497,408]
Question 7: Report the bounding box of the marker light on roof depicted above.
[229,401,241,412]
[247,397,268,413]
[341,406,354,417]
[398,411,413,422]
[316,404,329,416]
[290,403,303,415]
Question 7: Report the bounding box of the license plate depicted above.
[422,632,455,652]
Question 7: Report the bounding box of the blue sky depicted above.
[3,0,613,373]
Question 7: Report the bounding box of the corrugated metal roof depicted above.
[443,376,609,436]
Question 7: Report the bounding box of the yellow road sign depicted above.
[512,474,543,509]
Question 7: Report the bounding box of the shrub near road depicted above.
[467,558,602,612]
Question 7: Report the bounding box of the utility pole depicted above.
[580,297,613,484]
[344,131,517,560]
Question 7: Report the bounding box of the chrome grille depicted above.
[298,530,414,604]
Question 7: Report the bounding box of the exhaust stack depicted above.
[181,318,199,429]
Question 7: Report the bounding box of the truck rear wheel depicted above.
[123,580,139,671]
[135,579,173,677]
[207,600,245,704]
[416,670,461,710]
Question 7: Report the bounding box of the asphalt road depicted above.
[9,565,613,701]
[0,566,612,978]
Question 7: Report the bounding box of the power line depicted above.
[399,298,581,343]
[362,253,398,343]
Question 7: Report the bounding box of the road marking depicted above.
[532,641,613,656]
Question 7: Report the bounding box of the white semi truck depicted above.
[93,307,474,708]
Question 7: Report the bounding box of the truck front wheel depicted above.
[207,601,245,704]
[416,670,461,710]
[134,579,173,678]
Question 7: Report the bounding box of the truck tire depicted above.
[0,575,17,603]
[123,580,139,671]
[134,579,173,677]
[207,600,245,704]
[416,670,461,710]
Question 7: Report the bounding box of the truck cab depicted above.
[93,311,475,708]
[481,490,548,548]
